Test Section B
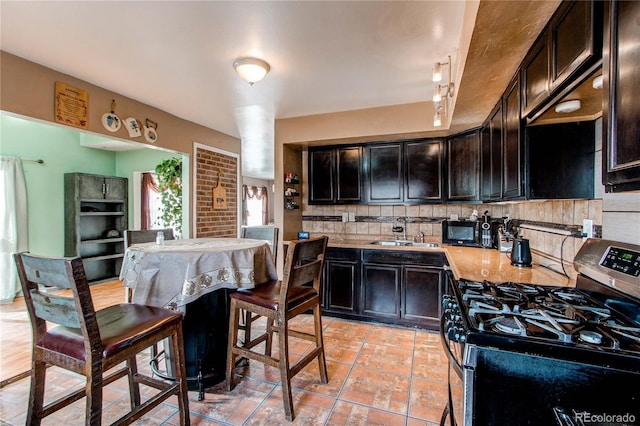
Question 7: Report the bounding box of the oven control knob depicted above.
[442,295,458,310]
[444,309,461,321]
[446,323,466,342]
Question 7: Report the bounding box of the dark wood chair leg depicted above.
[243,310,253,345]
[265,318,275,356]
[85,370,103,425]
[226,299,240,392]
[278,322,295,421]
[28,359,46,425]
[172,325,191,426]
[127,356,141,408]
[314,305,328,383]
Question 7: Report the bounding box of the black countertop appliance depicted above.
[510,237,532,267]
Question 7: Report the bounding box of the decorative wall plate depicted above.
[124,117,142,137]
[101,112,121,132]
[144,125,158,143]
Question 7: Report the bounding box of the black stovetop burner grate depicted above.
[456,279,640,354]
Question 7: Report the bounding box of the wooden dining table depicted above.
[119,237,278,396]
[119,237,278,311]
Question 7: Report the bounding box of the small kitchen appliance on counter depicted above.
[442,220,482,247]
[510,237,532,267]
[440,238,640,425]
[479,211,493,248]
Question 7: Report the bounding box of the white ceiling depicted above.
[1,1,474,180]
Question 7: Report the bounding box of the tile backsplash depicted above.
[302,199,603,279]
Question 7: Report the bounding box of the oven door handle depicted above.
[440,314,464,378]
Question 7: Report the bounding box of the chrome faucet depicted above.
[394,217,407,241]
[416,231,425,243]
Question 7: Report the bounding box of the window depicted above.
[243,185,268,226]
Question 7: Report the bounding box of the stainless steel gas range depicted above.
[440,238,640,426]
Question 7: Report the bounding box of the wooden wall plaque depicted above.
[54,82,88,129]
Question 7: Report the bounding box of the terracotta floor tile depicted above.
[290,359,350,397]
[192,377,275,424]
[326,400,406,425]
[229,358,282,385]
[340,366,410,415]
[409,377,449,423]
[246,387,334,425]
[323,335,364,364]
[365,325,416,348]
[323,319,372,342]
[412,349,448,382]
[354,342,413,376]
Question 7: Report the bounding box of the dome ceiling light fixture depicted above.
[233,57,270,85]
[554,99,581,113]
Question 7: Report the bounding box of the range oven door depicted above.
[463,345,640,425]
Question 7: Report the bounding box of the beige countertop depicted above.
[323,238,572,287]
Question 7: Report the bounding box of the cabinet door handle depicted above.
[102,183,106,194]
[105,183,109,194]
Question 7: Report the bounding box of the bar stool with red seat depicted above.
[225,236,328,421]
[14,252,191,425]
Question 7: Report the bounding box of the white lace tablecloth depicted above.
[119,237,278,310]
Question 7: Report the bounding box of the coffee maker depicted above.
[480,211,493,248]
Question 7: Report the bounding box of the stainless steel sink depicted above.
[370,240,413,246]
[412,242,440,248]
[369,240,440,248]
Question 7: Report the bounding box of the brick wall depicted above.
[195,147,238,237]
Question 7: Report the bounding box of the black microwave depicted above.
[442,220,481,247]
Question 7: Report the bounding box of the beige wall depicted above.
[1,51,241,236]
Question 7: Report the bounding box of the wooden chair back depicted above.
[14,254,99,346]
[124,228,175,247]
[279,236,327,309]
[241,226,279,261]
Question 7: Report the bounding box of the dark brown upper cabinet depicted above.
[447,129,480,201]
[502,75,524,199]
[602,0,640,192]
[404,139,444,203]
[308,148,334,203]
[362,139,444,205]
[527,121,595,199]
[308,145,362,204]
[480,103,503,201]
[363,143,403,204]
[522,0,603,118]
[522,35,550,118]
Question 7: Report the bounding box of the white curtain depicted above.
[0,157,28,303]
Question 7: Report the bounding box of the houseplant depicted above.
[155,157,182,236]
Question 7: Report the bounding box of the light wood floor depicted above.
[0,280,125,385]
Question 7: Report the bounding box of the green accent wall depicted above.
[1,112,187,257]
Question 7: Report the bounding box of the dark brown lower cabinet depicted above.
[358,250,446,329]
[360,262,443,329]
[322,248,445,329]
[362,263,401,319]
[323,249,359,314]
[403,266,442,324]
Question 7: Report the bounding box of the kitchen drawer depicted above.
[362,249,445,267]
[326,247,361,261]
